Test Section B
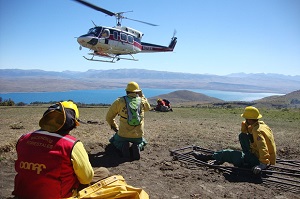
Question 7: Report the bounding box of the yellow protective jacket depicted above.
[248,121,277,165]
[106,93,151,139]
[67,175,149,199]
[72,142,94,184]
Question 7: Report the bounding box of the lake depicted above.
[0,89,283,104]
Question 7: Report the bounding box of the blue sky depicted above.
[0,0,299,75]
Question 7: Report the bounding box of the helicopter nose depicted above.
[77,36,89,45]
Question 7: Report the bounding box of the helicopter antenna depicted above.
[91,20,97,27]
[73,0,158,26]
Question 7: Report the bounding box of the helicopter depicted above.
[73,0,177,63]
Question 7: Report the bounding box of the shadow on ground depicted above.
[222,168,263,184]
[88,144,132,168]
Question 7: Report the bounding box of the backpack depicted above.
[163,99,170,106]
[123,96,142,126]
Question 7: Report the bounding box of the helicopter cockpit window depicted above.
[120,33,127,42]
[87,28,101,37]
[128,35,134,44]
[101,29,110,38]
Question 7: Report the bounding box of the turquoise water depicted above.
[0,89,283,104]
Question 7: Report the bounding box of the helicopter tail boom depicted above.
[140,36,177,53]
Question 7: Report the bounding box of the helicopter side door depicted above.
[101,28,110,45]
[112,31,120,52]
[120,32,134,54]
[127,35,135,52]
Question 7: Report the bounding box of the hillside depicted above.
[148,90,223,105]
[254,90,300,108]
[1,69,300,93]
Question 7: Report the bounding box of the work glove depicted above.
[241,121,248,133]
[137,91,143,97]
[252,163,267,174]
[247,125,253,133]
[241,121,254,133]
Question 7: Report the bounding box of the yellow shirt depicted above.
[71,141,94,184]
[249,121,277,165]
[106,94,151,138]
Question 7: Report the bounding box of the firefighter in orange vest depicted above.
[13,101,109,199]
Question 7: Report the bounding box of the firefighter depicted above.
[193,106,277,174]
[13,101,109,199]
[155,98,172,112]
[155,98,167,111]
[106,81,151,160]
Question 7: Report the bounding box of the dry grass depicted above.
[1,105,299,165]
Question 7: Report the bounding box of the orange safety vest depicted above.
[13,130,79,199]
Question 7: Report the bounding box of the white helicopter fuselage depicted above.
[77,25,177,62]
[77,26,143,55]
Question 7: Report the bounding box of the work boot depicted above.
[209,160,224,165]
[191,152,214,162]
[121,142,130,159]
[131,143,140,160]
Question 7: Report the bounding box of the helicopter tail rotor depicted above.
[169,30,177,50]
[168,37,177,50]
[172,29,177,38]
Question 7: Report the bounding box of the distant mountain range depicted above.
[1,69,300,93]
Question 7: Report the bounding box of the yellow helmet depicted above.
[39,101,80,133]
[61,101,79,119]
[241,106,262,119]
[125,81,141,92]
[39,102,66,132]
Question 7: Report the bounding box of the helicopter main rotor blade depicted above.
[74,0,115,16]
[124,17,158,26]
[73,0,159,26]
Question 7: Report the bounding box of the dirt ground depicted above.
[0,106,299,199]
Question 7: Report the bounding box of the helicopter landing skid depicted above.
[83,54,138,63]
[83,56,116,63]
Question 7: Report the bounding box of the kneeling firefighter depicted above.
[106,81,151,160]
